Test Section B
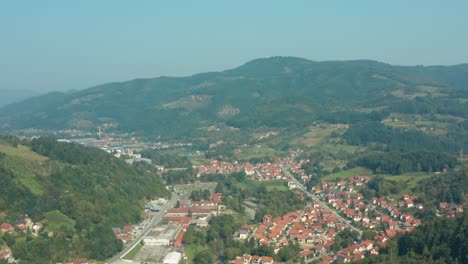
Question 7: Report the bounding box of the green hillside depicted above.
[1,57,467,139]
[359,213,467,264]
[0,136,169,263]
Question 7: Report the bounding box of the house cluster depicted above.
[165,196,221,228]
[396,194,424,209]
[1,216,43,235]
[232,254,278,264]
[369,195,422,232]
[322,239,380,264]
[195,159,256,177]
[311,177,422,232]
[257,131,279,140]
[235,203,355,263]
[112,224,136,243]
[0,217,43,263]
[297,177,426,263]
[195,150,309,182]
[438,202,464,218]
[156,193,223,247]
[66,258,89,264]
[0,249,12,263]
[0,223,14,233]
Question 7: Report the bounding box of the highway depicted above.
[281,167,363,236]
[107,193,179,264]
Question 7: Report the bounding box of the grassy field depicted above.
[189,155,208,166]
[263,180,288,191]
[378,173,434,200]
[18,176,45,196]
[382,173,433,187]
[234,146,280,161]
[354,106,388,113]
[322,167,373,181]
[42,210,76,232]
[383,113,452,135]
[318,143,361,153]
[291,125,344,147]
[0,143,48,162]
[123,242,143,260]
[1,153,48,195]
[237,179,288,192]
[391,89,428,99]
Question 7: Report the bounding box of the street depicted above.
[281,167,363,236]
[107,193,179,264]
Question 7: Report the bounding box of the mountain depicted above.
[0,57,467,138]
[0,89,41,107]
[0,136,169,262]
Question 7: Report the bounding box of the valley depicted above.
[0,58,467,264]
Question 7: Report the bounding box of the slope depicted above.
[0,136,169,263]
[0,57,467,139]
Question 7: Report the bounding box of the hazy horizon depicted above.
[1,0,468,92]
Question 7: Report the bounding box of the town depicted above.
[0,134,464,264]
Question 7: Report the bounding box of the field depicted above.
[163,95,212,110]
[189,154,208,165]
[381,172,434,195]
[238,179,288,192]
[391,89,428,99]
[0,143,48,162]
[291,125,345,147]
[234,146,280,161]
[0,145,49,195]
[317,143,361,154]
[322,167,373,181]
[17,176,45,196]
[383,113,453,135]
[123,243,143,260]
[42,210,76,232]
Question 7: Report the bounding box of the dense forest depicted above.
[412,169,467,205]
[350,151,457,174]
[358,169,467,221]
[0,136,169,263]
[359,213,467,264]
[342,121,463,175]
[343,122,463,154]
[139,149,193,168]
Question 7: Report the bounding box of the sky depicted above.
[1,1,468,92]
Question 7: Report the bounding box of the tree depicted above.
[193,249,214,264]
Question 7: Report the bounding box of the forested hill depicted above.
[359,213,467,264]
[0,57,467,138]
[0,136,169,263]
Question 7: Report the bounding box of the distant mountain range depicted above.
[0,89,41,107]
[0,57,467,138]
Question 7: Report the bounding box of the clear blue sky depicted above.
[1,0,467,92]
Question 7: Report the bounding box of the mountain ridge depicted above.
[0,57,467,138]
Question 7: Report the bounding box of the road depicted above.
[282,167,363,236]
[107,193,179,264]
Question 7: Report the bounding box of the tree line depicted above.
[350,151,457,175]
